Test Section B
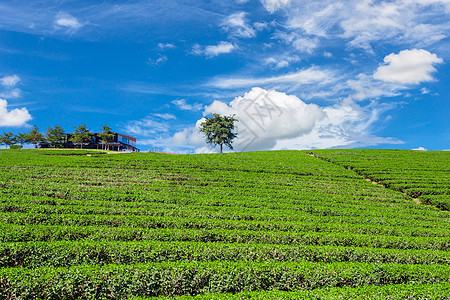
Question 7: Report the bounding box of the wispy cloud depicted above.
[221,12,256,38]
[270,0,450,52]
[1,75,20,87]
[261,0,292,13]
[147,55,168,66]
[171,99,203,111]
[158,43,176,49]
[0,75,21,99]
[192,41,236,58]
[54,13,83,32]
[207,66,336,89]
[123,114,172,137]
[154,113,176,120]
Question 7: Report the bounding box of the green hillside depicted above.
[0,149,448,299]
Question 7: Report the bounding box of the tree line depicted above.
[0,124,116,150]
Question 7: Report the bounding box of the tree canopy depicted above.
[199,114,238,153]
[15,133,28,146]
[98,125,115,150]
[46,125,65,148]
[0,132,16,149]
[26,125,45,148]
[69,124,94,149]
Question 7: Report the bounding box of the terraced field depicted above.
[0,149,448,299]
[311,149,450,211]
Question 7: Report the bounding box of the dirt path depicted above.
[306,151,428,207]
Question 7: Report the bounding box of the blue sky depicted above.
[0,0,448,152]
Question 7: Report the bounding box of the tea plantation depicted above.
[0,149,448,299]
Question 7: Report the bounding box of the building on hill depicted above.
[40,133,139,152]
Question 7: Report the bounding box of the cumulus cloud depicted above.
[412,146,427,151]
[373,49,443,84]
[221,12,256,38]
[54,13,83,31]
[261,0,292,12]
[171,88,402,153]
[192,42,236,58]
[171,99,203,111]
[1,75,20,87]
[0,99,32,127]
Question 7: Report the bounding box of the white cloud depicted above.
[54,13,82,31]
[373,49,443,84]
[221,12,256,38]
[273,31,319,54]
[192,42,236,58]
[420,87,431,94]
[147,55,168,65]
[253,22,269,31]
[412,146,427,151]
[171,88,402,152]
[292,37,319,53]
[158,43,175,49]
[275,0,449,52]
[264,55,300,69]
[124,114,172,137]
[0,99,32,127]
[208,66,335,89]
[154,113,176,120]
[172,99,203,111]
[323,51,333,58]
[0,76,22,99]
[0,88,22,99]
[1,75,20,87]
[173,87,325,151]
[261,0,292,13]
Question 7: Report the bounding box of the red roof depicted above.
[117,134,137,141]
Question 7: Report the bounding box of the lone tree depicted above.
[199,114,238,153]
[98,125,115,150]
[46,125,65,148]
[70,124,94,150]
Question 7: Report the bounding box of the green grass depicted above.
[0,149,448,299]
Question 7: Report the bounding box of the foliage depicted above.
[45,125,66,148]
[311,149,450,211]
[14,133,28,146]
[0,149,448,298]
[199,114,238,153]
[0,132,16,149]
[98,125,115,150]
[69,124,94,150]
[26,125,45,147]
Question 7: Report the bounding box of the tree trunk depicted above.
[220,143,223,153]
